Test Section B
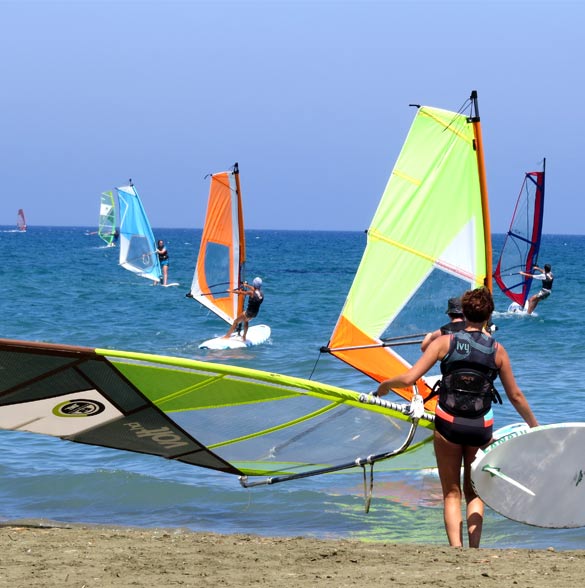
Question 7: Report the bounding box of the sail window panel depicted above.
[172,400,414,464]
[126,236,157,273]
[203,242,231,299]
[210,405,431,476]
[0,350,78,396]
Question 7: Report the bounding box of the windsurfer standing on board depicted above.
[224,277,264,341]
[156,240,169,286]
[420,297,466,351]
[519,264,553,314]
[376,287,539,548]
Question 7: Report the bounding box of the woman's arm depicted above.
[377,335,449,396]
[497,345,539,427]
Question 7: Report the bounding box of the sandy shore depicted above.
[1,522,584,587]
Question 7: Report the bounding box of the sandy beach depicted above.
[1,522,584,588]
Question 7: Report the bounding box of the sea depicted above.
[0,226,583,550]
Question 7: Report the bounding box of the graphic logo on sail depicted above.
[52,399,106,417]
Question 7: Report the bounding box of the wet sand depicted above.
[1,522,584,587]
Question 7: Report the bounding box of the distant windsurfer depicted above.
[376,288,539,548]
[224,277,264,341]
[420,297,466,351]
[519,264,553,314]
[156,240,169,286]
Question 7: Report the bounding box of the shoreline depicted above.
[2,522,585,587]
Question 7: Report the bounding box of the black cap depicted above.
[445,297,463,315]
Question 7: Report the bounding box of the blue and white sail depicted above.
[116,183,161,283]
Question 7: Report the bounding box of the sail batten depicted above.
[326,93,492,409]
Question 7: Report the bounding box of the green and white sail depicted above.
[325,92,492,409]
[98,190,117,246]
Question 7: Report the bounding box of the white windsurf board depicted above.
[471,422,585,528]
[199,324,271,350]
[507,302,534,315]
[162,282,180,287]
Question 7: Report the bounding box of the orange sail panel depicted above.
[190,164,246,324]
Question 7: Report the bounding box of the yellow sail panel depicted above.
[328,98,490,407]
[190,165,245,324]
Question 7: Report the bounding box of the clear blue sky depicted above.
[1,0,581,233]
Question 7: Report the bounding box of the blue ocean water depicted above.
[0,226,583,549]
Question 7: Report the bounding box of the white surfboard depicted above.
[471,422,585,528]
[162,282,180,287]
[199,324,271,350]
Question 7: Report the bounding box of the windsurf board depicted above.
[507,302,533,315]
[199,324,271,350]
[163,282,180,287]
[471,422,585,528]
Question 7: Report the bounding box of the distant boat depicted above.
[494,159,546,312]
[16,209,27,232]
[98,190,118,247]
[187,163,270,349]
[116,181,161,284]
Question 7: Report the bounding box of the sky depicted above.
[0,0,582,233]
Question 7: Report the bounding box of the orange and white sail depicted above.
[189,163,246,324]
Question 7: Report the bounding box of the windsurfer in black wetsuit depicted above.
[420,296,466,351]
[520,264,554,315]
[224,277,264,341]
[376,287,538,548]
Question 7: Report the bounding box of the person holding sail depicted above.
[519,264,553,314]
[224,277,264,341]
[376,287,539,548]
[156,240,170,286]
[420,296,466,351]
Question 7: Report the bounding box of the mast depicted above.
[469,90,493,291]
[233,162,246,317]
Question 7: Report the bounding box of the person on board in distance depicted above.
[376,287,539,548]
[224,277,264,341]
[519,264,554,315]
[420,296,466,351]
[156,239,170,286]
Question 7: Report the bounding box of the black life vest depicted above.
[246,290,263,314]
[542,272,553,290]
[440,320,466,335]
[431,330,502,418]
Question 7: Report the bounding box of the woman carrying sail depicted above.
[224,277,264,341]
[376,287,539,548]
